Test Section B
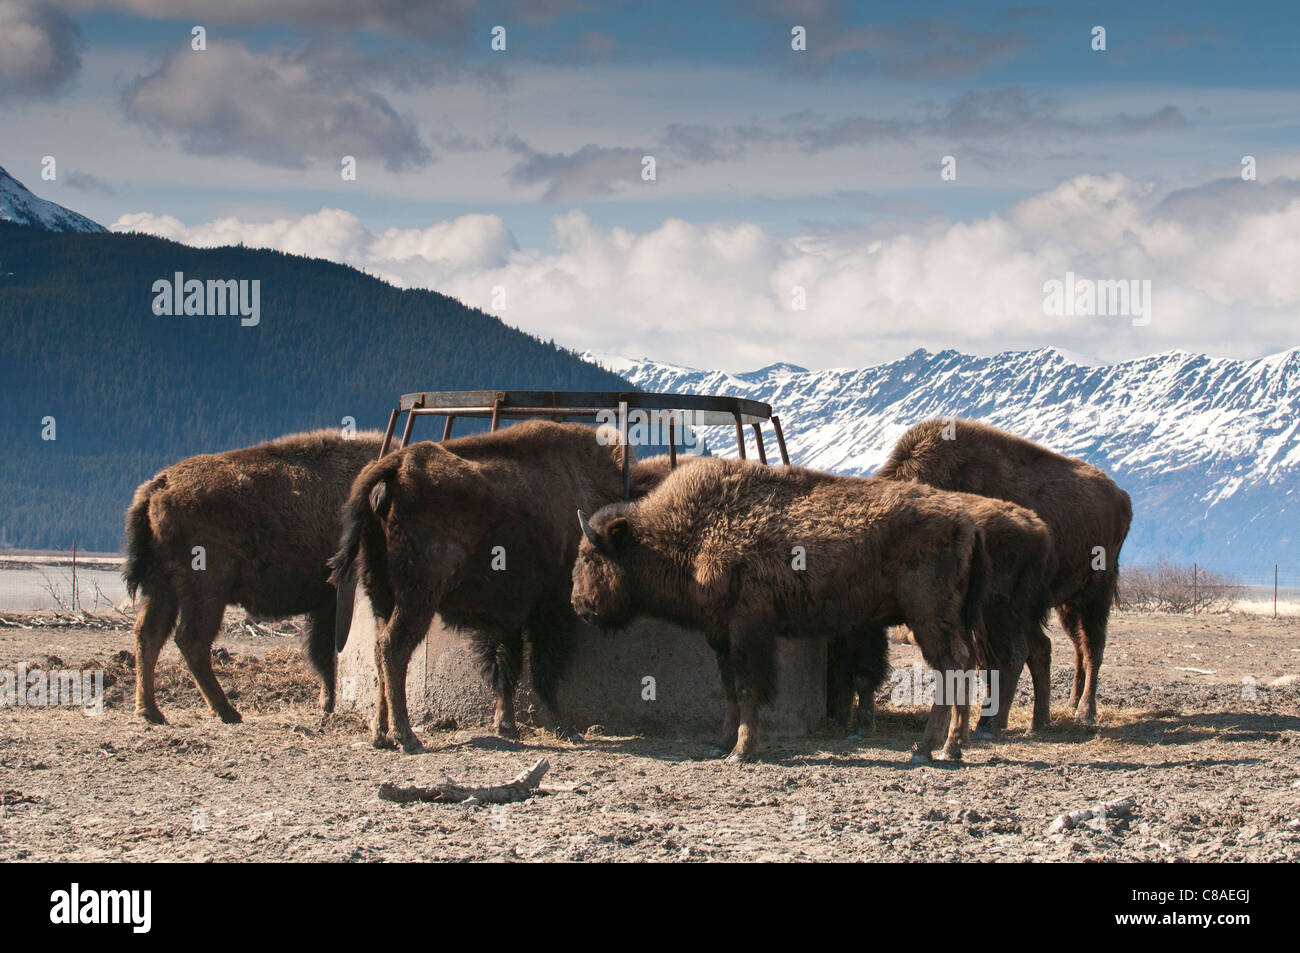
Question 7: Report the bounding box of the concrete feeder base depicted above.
[336,590,827,738]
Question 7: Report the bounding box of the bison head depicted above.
[571,505,638,630]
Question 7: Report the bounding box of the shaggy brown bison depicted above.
[123,429,385,725]
[829,492,1057,738]
[877,418,1132,724]
[571,457,989,762]
[329,420,650,754]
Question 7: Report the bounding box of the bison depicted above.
[829,492,1057,738]
[876,418,1132,724]
[328,420,659,754]
[571,457,989,762]
[123,429,386,725]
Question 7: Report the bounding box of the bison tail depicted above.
[328,464,399,630]
[122,475,166,599]
[962,527,991,666]
[327,469,392,587]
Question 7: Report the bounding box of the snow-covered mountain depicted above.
[0,166,105,233]
[584,346,1300,579]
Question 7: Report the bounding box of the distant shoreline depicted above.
[0,551,122,569]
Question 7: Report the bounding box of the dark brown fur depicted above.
[122,429,386,725]
[829,492,1057,737]
[877,418,1132,724]
[571,457,989,762]
[328,421,642,754]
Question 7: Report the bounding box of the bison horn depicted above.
[577,509,600,546]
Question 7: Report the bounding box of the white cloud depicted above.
[112,173,1300,370]
[370,214,517,270]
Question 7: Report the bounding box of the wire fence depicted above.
[0,551,128,613]
[1117,561,1300,617]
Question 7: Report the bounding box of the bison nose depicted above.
[573,600,597,625]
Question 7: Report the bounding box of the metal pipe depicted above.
[751,422,768,464]
[378,408,399,457]
[441,415,455,441]
[733,413,747,460]
[398,402,419,449]
[489,396,502,432]
[619,400,631,498]
[771,415,790,465]
[406,405,613,418]
[668,416,677,469]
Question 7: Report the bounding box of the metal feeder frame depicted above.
[335,389,790,650]
[374,389,790,500]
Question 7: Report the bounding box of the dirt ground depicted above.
[1,608,1297,862]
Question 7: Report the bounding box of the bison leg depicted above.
[850,623,890,738]
[1058,597,1107,725]
[1026,625,1052,732]
[728,696,763,764]
[913,702,951,762]
[723,617,776,763]
[132,584,178,724]
[906,612,971,762]
[826,636,856,729]
[1057,604,1088,713]
[854,683,877,736]
[943,703,970,759]
[174,599,239,724]
[526,598,582,742]
[376,605,434,754]
[999,634,1028,733]
[1070,584,1111,725]
[975,608,1025,740]
[305,604,337,713]
[486,634,523,738]
[709,645,740,758]
[917,693,970,762]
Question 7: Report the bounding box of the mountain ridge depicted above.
[584,345,1300,578]
[0,166,106,233]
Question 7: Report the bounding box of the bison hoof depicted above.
[1075,711,1096,727]
[845,731,865,743]
[934,747,963,762]
[136,707,166,725]
[724,748,756,764]
[552,726,584,744]
[319,690,335,714]
[973,724,997,741]
[494,722,520,739]
[393,734,425,755]
[908,748,933,764]
[371,731,396,750]
[216,708,242,725]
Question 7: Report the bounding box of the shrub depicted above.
[1118,559,1244,613]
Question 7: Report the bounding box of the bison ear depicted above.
[605,516,633,550]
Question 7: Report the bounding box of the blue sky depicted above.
[3,0,1299,368]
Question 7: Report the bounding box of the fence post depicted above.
[71,538,78,612]
[1276,564,1279,619]
[1192,562,1197,615]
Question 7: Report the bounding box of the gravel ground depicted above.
[1,609,1297,862]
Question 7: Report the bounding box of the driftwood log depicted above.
[1048,795,1137,833]
[378,758,566,805]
